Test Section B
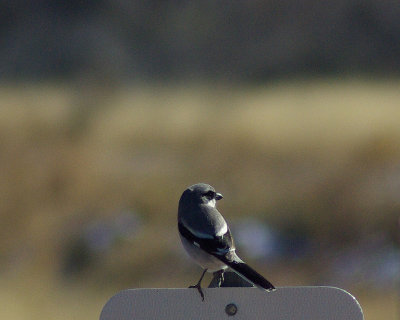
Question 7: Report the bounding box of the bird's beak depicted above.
[215,193,223,200]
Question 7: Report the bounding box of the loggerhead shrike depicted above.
[178,183,275,300]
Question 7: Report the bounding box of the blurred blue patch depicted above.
[61,209,142,278]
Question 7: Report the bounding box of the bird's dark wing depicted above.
[178,221,234,257]
[179,221,275,291]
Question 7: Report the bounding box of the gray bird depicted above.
[178,183,275,300]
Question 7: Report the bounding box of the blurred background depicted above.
[1,1,399,319]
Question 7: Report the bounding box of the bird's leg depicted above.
[213,269,225,287]
[189,269,207,301]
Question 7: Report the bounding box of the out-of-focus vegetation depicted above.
[0,80,399,319]
[1,1,400,81]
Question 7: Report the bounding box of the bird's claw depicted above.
[189,283,205,301]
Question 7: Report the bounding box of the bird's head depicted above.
[179,183,223,209]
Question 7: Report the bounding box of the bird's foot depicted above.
[213,269,225,287]
[189,283,205,301]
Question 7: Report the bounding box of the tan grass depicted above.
[0,79,399,319]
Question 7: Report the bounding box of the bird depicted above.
[178,183,275,301]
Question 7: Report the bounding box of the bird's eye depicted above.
[204,190,215,199]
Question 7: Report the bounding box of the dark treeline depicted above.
[1,0,400,81]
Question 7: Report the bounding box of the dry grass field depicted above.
[0,79,399,319]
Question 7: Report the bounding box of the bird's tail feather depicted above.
[220,257,275,291]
